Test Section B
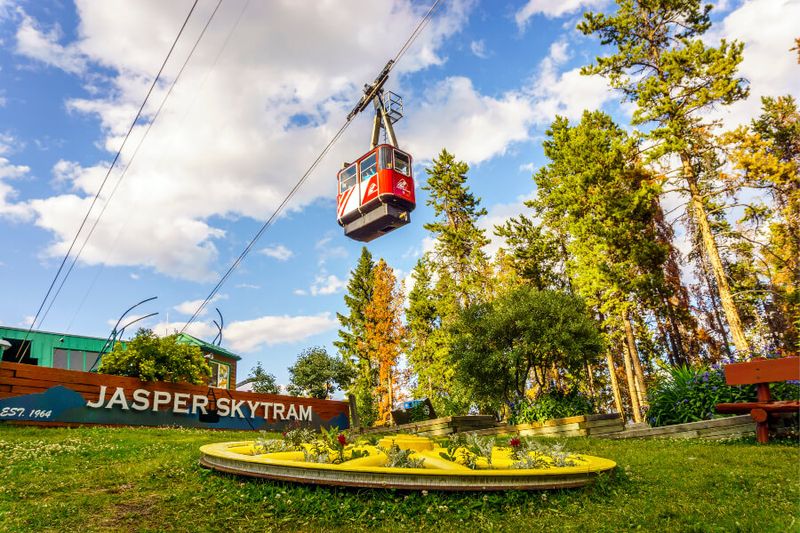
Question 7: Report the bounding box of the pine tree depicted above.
[579,0,751,354]
[334,247,377,424]
[423,148,490,306]
[720,96,800,353]
[362,259,405,425]
[530,111,671,421]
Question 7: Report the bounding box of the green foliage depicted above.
[578,0,747,157]
[422,148,490,303]
[646,365,800,426]
[494,215,568,290]
[408,148,494,415]
[509,388,596,425]
[98,328,210,384]
[532,111,668,326]
[406,256,464,416]
[378,443,426,469]
[450,286,604,413]
[335,247,378,424]
[405,402,431,423]
[287,346,354,399]
[247,362,279,394]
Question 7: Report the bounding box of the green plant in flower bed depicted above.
[256,427,369,464]
[509,388,595,425]
[378,443,426,468]
[646,365,800,427]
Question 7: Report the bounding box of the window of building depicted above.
[85,351,100,372]
[53,348,69,369]
[68,351,83,371]
[209,360,230,389]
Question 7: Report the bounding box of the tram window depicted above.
[340,164,357,193]
[378,146,392,169]
[360,153,377,182]
[394,151,410,176]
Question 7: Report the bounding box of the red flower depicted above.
[337,434,347,446]
[509,438,521,448]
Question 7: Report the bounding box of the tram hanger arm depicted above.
[347,60,394,121]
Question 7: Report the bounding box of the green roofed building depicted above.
[0,326,240,389]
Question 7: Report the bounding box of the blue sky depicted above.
[0,0,797,387]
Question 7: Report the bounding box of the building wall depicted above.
[0,326,109,371]
[1,327,239,388]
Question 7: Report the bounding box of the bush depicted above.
[98,328,211,385]
[509,388,595,425]
[646,365,800,427]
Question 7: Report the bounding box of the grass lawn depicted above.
[0,425,797,532]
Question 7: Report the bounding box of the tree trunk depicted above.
[621,340,642,423]
[682,154,750,354]
[623,312,648,409]
[586,363,596,399]
[605,351,625,422]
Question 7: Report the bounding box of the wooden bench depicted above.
[716,356,799,443]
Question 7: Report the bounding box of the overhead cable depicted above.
[18,0,201,361]
[180,0,444,333]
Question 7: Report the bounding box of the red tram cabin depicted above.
[337,144,415,242]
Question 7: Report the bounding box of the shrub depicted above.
[98,328,211,385]
[509,388,595,425]
[646,365,800,427]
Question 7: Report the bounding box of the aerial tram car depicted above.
[337,61,415,242]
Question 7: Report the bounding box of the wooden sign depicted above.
[0,362,349,431]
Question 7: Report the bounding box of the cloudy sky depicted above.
[0,0,797,386]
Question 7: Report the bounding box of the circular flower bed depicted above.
[199,431,616,491]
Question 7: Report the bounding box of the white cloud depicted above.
[259,244,293,261]
[15,11,87,74]
[129,272,140,280]
[309,274,346,296]
[515,0,607,28]
[235,283,260,290]
[150,312,337,353]
[405,76,537,164]
[708,0,800,128]
[3,1,473,281]
[173,294,227,316]
[470,39,488,58]
[224,313,337,352]
[0,156,32,221]
[528,40,615,123]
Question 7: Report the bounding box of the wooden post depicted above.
[348,394,360,430]
[754,383,771,443]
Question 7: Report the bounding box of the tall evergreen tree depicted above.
[423,148,490,306]
[334,247,377,424]
[530,111,670,421]
[406,255,462,413]
[720,96,800,353]
[580,0,751,355]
